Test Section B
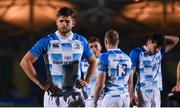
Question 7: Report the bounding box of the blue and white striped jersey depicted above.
[129,45,166,91]
[30,31,93,92]
[98,49,132,97]
[81,57,100,99]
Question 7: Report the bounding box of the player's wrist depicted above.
[36,80,44,89]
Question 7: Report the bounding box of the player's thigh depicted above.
[122,96,130,107]
[151,90,161,107]
[102,95,123,107]
[138,90,151,107]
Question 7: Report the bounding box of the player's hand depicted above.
[38,81,59,95]
[171,83,180,92]
[46,83,60,95]
[76,80,88,89]
[130,95,139,106]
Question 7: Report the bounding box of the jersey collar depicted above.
[143,45,149,52]
[55,31,73,40]
[107,48,121,51]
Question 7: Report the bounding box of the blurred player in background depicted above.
[81,37,103,107]
[93,29,132,107]
[129,33,179,107]
[20,7,97,107]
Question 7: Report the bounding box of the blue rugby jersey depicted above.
[98,49,132,97]
[81,57,100,99]
[30,31,93,92]
[129,45,166,91]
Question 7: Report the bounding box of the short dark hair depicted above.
[105,29,119,46]
[149,33,165,47]
[57,7,75,19]
[88,37,100,43]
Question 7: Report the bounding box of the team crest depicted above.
[52,43,59,48]
[74,42,81,49]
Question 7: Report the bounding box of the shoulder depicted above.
[38,32,57,42]
[73,33,88,42]
[130,47,142,55]
[121,51,131,59]
[132,47,142,53]
[100,52,109,59]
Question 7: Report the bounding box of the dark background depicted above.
[0,0,179,106]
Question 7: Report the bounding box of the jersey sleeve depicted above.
[81,37,94,60]
[29,36,50,58]
[160,48,166,56]
[98,53,108,72]
[129,48,140,69]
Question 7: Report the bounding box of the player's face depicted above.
[56,16,75,35]
[149,42,162,54]
[89,41,101,58]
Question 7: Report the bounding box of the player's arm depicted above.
[164,35,179,52]
[85,55,97,83]
[129,68,139,105]
[129,48,140,105]
[172,61,180,92]
[20,51,53,92]
[76,55,97,88]
[93,71,106,107]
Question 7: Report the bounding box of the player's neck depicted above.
[107,46,117,50]
[95,53,101,58]
[108,44,118,49]
[59,31,72,38]
[145,44,151,52]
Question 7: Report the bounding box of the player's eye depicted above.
[59,20,63,23]
[65,21,70,23]
[90,45,97,48]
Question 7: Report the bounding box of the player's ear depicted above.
[72,18,76,27]
[104,39,107,45]
[56,18,59,26]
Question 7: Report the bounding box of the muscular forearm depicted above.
[20,59,41,86]
[165,35,179,51]
[94,83,104,105]
[20,52,42,87]
[165,35,179,43]
[85,59,97,84]
[129,68,137,98]
[129,74,135,98]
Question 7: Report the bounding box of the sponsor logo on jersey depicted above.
[74,42,81,49]
[53,61,71,64]
[64,56,71,60]
[52,43,59,48]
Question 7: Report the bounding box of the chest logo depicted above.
[52,43,59,48]
[74,42,81,50]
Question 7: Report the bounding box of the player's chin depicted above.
[60,29,68,33]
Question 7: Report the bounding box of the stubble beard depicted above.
[59,28,70,36]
